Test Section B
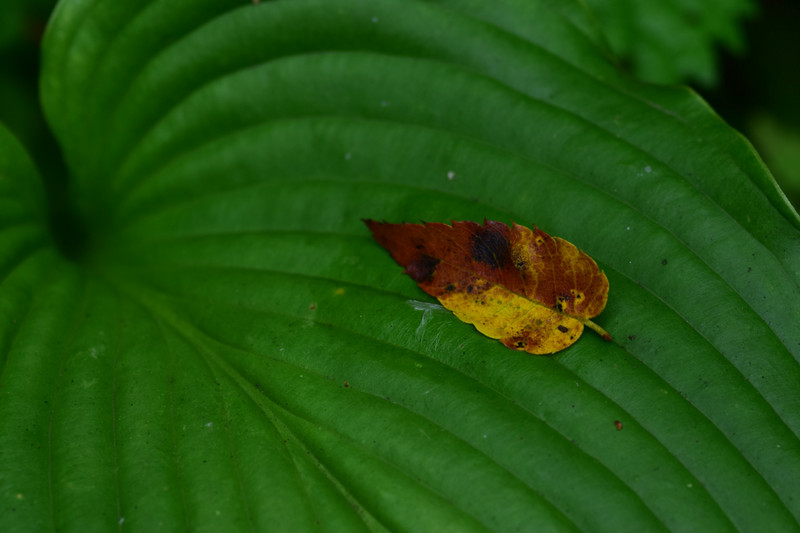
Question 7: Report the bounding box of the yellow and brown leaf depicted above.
[365,219,610,354]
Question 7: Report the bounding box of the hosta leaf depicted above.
[1,0,799,531]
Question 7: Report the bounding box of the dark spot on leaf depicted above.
[444,284,456,292]
[470,226,510,269]
[628,335,636,341]
[405,254,439,282]
[557,325,568,333]
[614,420,623,431]
[661,259,668,265]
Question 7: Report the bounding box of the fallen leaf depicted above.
[364,219,611,354]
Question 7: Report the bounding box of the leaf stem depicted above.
[583,319,612,342]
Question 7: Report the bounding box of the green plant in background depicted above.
[0,0,58,180]
[2,1,800,531]
[583,0,754,87]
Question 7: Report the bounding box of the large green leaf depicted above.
[2,0,800,530]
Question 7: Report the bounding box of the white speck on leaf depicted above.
[644,165,652,173]
[408,300,443,312]
[371,16,379,23]
[344,152,351,160]
[205,422,213,428]
[447,171,455,180]
[407,300,444,336]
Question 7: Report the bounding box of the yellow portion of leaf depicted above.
[440,285,584,354]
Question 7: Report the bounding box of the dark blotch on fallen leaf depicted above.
[557,325,569,333]
[470,226,510,269]
[405,254,439,282]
